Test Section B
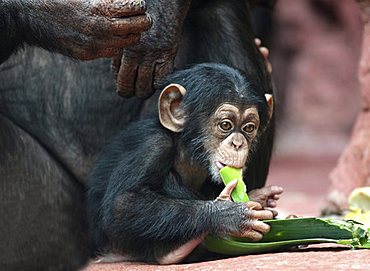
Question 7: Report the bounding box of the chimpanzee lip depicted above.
[216,161,243,170]
[216,161,226,170]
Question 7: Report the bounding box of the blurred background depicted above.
[260,0,364,216]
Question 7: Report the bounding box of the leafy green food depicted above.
[219,166,249,202]
[345,187,370,229]
[205,218,369,255]
[203,168,370,255]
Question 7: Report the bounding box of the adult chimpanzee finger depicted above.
[104,34,141,49]
[216,179,237,201]
[75,46,120,60]
[111,50,123,78]
[109,15,152,36]
[93,34,140,58]
[116,56,139,97]
[95,47,121,59]
[153,60,175,88]
[134,64,155,98]
[97,0,147,18]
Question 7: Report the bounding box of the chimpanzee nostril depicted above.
[231,134,244,150]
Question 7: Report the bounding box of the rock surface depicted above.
[327,0,370,211]
[83,244,370,271]
[272,0,362,157]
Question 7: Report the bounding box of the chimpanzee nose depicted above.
[231,133,244,150]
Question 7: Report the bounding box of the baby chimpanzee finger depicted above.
[216,179,238,201]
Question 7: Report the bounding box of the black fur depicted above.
[0,0,274,269]
[1,1,75,62]
[87,63,271,262]
[176,0,274,190]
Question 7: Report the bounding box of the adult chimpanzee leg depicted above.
[0,47,145,182]
[175,0,274,190]
[0,47,146,270]
[0,114,88,270]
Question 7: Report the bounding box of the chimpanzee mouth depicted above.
[215,161,226,170]
[216,161,244,170]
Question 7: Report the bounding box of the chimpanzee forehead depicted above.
[214,103,259,118]
[186,88,264,119]
[208,89,264,110]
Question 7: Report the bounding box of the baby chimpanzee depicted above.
[87,63,283,264]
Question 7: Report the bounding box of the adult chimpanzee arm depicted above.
[0,0,152,63]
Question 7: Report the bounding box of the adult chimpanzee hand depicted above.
[3,0,152,60]
[112,0,192,98]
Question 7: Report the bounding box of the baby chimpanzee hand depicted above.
[231,200,273,241]
[248,185,283,211]
[215,180,274,241]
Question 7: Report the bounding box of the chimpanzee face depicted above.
[204,103,260,183]
[158,78,272,184]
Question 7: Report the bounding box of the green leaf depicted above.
[204,217,369,255]
[205,169,370,255]
[205,235,341,255]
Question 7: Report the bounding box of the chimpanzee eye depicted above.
[219,120,233,131]
[243,123,256,133]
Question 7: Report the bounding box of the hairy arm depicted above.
[102,184,252,262]
[100,156,271,261]
[88,121,273,262]
[0,0,151,63]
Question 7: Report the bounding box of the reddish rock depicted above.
[327,0,370,212]
[266,155,337,217]
[82,244,370,271]
[272,0,362,156]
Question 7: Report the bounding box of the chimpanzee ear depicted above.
[264,94,274,121]
[158,84,187,132]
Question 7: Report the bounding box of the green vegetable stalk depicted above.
[203,166,370,255]
[205,217,370,255]
[219,166,249,202]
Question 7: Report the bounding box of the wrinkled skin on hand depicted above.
[20,0,152,60]
[249,185,283,208]
[112,0,192,98]
[215,180,275,241]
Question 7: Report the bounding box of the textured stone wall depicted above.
[272,0,363,156]
[327,0,370,211]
